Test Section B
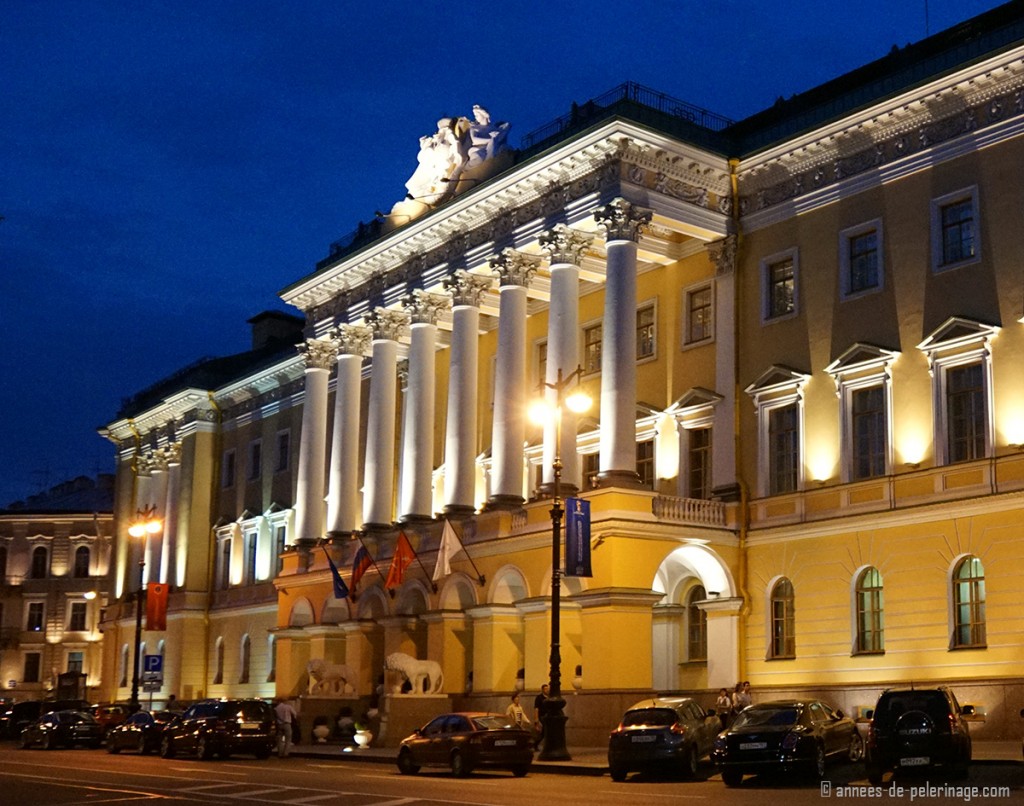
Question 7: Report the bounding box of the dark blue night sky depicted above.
[0,0,1006,504]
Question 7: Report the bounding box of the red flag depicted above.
[385,532,416,589]
[146,582,168,631]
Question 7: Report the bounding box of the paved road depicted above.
[0,745,1021,805]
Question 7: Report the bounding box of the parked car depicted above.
[160,699,276,760]
[712,699,860,786]
[1,699,91,739]
[20,710,104,749]
[91,703,130,738]
[865,687,972,784]
[608,696,719,781]
[397,712,533,777]
[107,710,176,754]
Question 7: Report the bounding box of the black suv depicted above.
[160,698,276,760]
[865,687,973,784]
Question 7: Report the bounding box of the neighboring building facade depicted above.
[100,5,1024,741]
[0,476,114,702]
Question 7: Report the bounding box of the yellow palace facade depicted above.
[100,4,1024,742]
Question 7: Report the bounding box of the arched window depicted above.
[74,546,91,578]
[30,546,49,579]
[686,585,707,661]
[213,637,225,684]
[953,556,986,647]
[770,577,795,658]
[855,567,884,654]
[239,634,251,684]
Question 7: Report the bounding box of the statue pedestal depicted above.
[378,693,450,747]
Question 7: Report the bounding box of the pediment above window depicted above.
[917,316,999,358]
[670,386,723,412]
[825,343,900,386]
[744,365,810,404]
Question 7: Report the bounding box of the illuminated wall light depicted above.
[807,450,837,486]
[655,414,679,480]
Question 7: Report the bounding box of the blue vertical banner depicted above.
[564,497,592,577]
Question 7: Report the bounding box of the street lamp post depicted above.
[529,365,591,761]
[127,506,161,711]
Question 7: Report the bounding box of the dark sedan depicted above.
[160,698,276,760]
[397,712,533,777]
[712,699,861,786]
[608,696,720,781]
[20,710,104,750]
[107,710,176,755]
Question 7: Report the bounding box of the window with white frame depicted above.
[637,302,656,360]
[686,585,708,662]
[218,536,233,589]
[769,577,795,659]
[854,567,884,654]
[931,187,979,272]
[686,426,712,499]
[840,220,883,298]
[918,318,997,466]
[535,339,547,387]
[583,322,602,375]
[826,345,898,482]
[245,530,258,584]
[683,283,713,345]
[636,439,655,489]
[761,249,798,321]
[952,555,986,648]
[746,367,809,497]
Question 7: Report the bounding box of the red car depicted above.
[397,712,533,777]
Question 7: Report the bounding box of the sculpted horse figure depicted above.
[306,658,355,695]
[384,652,444,694]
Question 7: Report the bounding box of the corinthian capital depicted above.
[443,270,493,307]
[594,197,652,242]
[403,290,450,325]
[539,223,594,266]
[707,234,737,276]
[489,248,540,287]
[299,337,339,371]
[364,308,410,342]
[333,324,372,356]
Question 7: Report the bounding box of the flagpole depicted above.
[443,519,486,586]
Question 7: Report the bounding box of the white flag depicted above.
[432,519,464,582]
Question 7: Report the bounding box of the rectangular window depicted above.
[67,651,84,673]
[851,386,886,480]
[275,431,290,473]
[582,453,599,490]
[248,440,262,481]
[220,540,232,589]
[636,304,655,359]
[636,440,655,489]
[768,403,799,494]
[24,652,41,683]
[687,427,712,499]
[26,602,45,632]
[68,601,88,632]
[245,532,258,584]
[583,323,602,375]
[947,363,985,463]
[841,222,883,297]
[941,200,975,266]
[536,340,547,387]
[274,525,287,573]
[685,285,713,344]
[765,256,796,320]
[222,450,236,488]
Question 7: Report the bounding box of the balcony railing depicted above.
[652,495,727,527]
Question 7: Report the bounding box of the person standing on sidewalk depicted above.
[506,692,531,730]
[532,684,549,749]
[274,697,299,758]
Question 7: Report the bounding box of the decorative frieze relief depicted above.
[741,79,1024,215]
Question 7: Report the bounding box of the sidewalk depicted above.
[291,740,1020,774]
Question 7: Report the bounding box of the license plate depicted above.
[241,722,260,730]
[900,757,929,767]
[631,735,657,743]
[740,742,768,750]
[495,739,516,746]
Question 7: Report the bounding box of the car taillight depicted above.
[949,714,959,733]
[670,722,688,735]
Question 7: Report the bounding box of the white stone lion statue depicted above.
[384,652,444,694]
[307,658,356,695]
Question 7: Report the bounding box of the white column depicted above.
[326,325,371,535]
[362,309,409,529]
[399,291,448,522]
[487,249,539,508]
[707,235,739,499]
[594,198,651,486]
[160,442,182,585]
[539,224,593,491]
[442,271,492,515]
[294,337,337,544]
